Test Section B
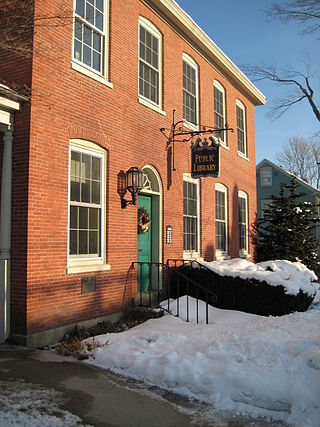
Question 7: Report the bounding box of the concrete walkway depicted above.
[0,344,198,427]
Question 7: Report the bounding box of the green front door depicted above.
[137,194,152,292]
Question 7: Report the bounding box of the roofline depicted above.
[144,0,266,106]
[257,158,320,195]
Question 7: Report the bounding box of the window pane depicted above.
[81,179,90,203]
[89,208,98,229]
[70,206,78,229]
[79,230,88,254]
[69,230,78,255]
[93,32,101,51]
[83,45,91,66]
[92,180,100,204]
[81,154,91,179]
[74,40,82,62]
[83,25,92,46]
[76,0,84,17]
[86,4,94,24]
[75,21,82,41]
[92,157,100,180]
[140,26,145,44]
[79,207,88,229]
[96,0,103,12]
[93,51,101,72]
[89,231,98,254]
[71,151,81,177]
[96,11,103,31]
[71,179,80,202]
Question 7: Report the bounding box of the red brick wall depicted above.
[0,1,34,336]
[2,0,258,338]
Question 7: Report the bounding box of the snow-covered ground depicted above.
[84,291,320,426]
[0,379,91,427]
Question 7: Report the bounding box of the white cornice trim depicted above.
[144,0,266,106]
[0,96,21,112]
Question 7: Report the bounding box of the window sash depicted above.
[238,196,248,251]
[69,149,103,258]
[183,180,199,253]
[183,60,197,125]
[214,86,225,142]
[73,0,105,75]
[139,23,160,105]
[237,105,246,154]
[215,189,227,252]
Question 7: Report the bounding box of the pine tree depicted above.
[255,177,320,276]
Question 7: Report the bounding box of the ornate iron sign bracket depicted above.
[160,110,234,171]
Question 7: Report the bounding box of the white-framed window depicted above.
[73,0,107,76]
[215,183,228,258]
[260,167,272,186]
[138,17,162,108]
[183,53,199,128]
[238,191,249,255]
[261,199,272,220]
[236,99,247,156]
[183,175,200,258]
[214,80,226,146]
[68,139,109,274]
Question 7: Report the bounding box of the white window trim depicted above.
[67,139,110,274]
[260,166,272,187]
[138,17,162,110]
[215,183,229,260]
[182,53,199,130]
[183,174,200,260]
[71,0,112,86]
[238,190,249,258]
[236,99,247,158]
[213,80,227,147]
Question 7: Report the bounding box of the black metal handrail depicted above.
[131,261,217,324]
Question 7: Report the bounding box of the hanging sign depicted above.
[191,137,220,178]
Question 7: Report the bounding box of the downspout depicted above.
[0,126,13,343]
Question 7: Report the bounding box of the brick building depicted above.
[0,0,265,346]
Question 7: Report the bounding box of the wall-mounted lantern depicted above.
[121,166,144,208]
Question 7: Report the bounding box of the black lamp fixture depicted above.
[121,166,144,208]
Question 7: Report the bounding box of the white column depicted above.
[0,128,13,343]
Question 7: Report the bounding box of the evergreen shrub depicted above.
[168,264,315,316]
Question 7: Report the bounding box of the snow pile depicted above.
[84,296,320,426]
[199,258,318,296]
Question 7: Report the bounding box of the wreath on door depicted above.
[138,207,151,234]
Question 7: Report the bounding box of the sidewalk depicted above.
[0,344,196,427]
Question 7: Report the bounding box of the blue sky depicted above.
[177,0,320,163]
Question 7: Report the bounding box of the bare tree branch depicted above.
[266,0,320,34]
[0,0,73,59]
[275,135,320,188]
[242,63,320,123]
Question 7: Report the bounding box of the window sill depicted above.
[183,252,201,261]
[138,97,166,116]
[183,121,199,132]
[237,151,249,161]
[66,261,111,275]
[215,252,230,260]
[71,61,113,89]
[239,251,251,259]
